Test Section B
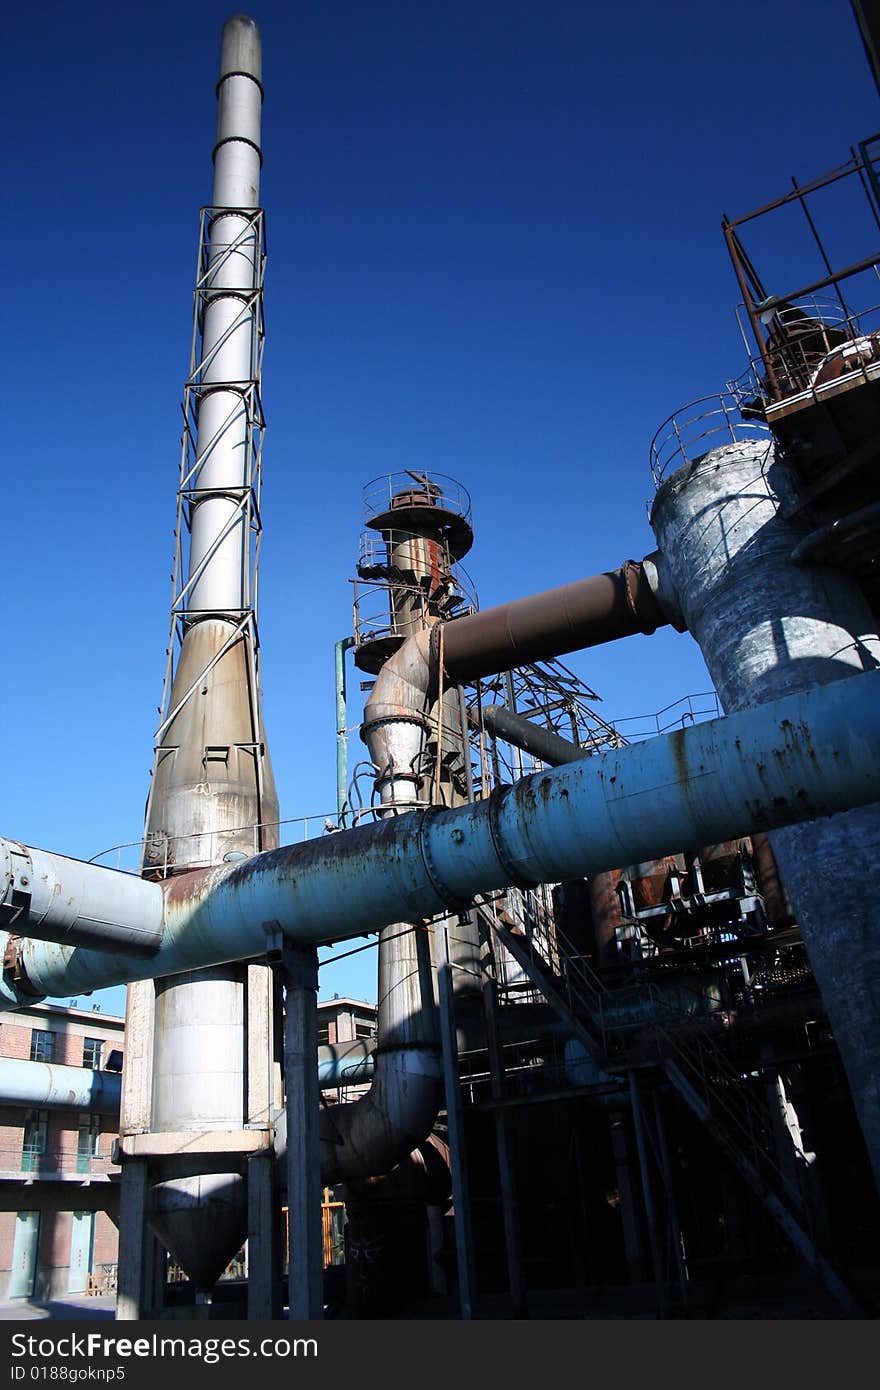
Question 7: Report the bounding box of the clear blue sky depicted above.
[4,1,877,1013]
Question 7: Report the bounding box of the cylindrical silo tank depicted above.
[651,435,880,1187]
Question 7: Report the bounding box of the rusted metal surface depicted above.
[588,869,623,968]
[143,619,280,875]
[698,840,744,894]
[628,858,680,912]
[440,562,669,685]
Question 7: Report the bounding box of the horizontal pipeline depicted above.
[1,668,878,1007]
[475,704,587,766]
[0,840,164,956]
[0,1048,373,1114]
[0,1059,122,1114]
[439,558,675,684]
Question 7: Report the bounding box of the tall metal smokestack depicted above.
[119,15,280,1305]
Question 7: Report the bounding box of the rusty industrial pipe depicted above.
[438,558,678,685]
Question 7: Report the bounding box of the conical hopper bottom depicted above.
[148,1172,247,1292]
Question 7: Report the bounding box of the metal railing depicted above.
[741,296,880,410]
[88,812,338,876]
[1,1149,118,1179]
[352,575,478,656]
[363,471,472,529]
[649,392,772,487]
[612,691,721,740]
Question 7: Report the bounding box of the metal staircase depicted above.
[480,889,863,1315]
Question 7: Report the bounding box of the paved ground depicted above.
[0,1294,116,1320]
[0,1269,875,1320]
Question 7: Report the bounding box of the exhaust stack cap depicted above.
[219,14,262,84]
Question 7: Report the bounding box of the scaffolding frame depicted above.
[142,206,270,873]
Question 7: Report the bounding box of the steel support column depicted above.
[629,1074,668,1318]
[283,947,323,1320]
[478,921,527,1317]
[436,917,477,1319]
[609,1110,648,1283]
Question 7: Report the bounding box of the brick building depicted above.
[0,996,377,1303]
[0,1001,125,1301]
[316,996,378,1050]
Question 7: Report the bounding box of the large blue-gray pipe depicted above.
[0,1049,373,1114]
[0,667,878,1006]
[0,1059,123,1113]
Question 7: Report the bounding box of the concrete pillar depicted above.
[247,963,274,1128]
[245,960,279,1316]
[479,921,527,1316]
[119,980,155,1135]
[247,1153,279,1318]
[116,1161,164,1320]
[629,1075,668,1317]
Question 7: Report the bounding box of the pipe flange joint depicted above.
[418,807,472,913]
[216,70,266,100]
[211,134,264,168]
[621,559,664,635]
[0,841,33,930]
[361,710,433,736]
[2,936,40,997]
[488,786,540,891]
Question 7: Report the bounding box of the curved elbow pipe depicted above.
[274,1046,441,1185]
[349,631,442,1185]
[315,915,441,1185]
[361,627,435,807]
[360,555,679,797]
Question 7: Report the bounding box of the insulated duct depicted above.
[0,1058,122,1114]
[1,666,878,1006]
[0,1050,371,1117]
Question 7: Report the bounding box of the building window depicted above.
[82,1037,104,1070]
[355,1022,376,1039]
[77,1119,101,1174]
[21,1110,48,1173]
[29,1030,56,1063]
